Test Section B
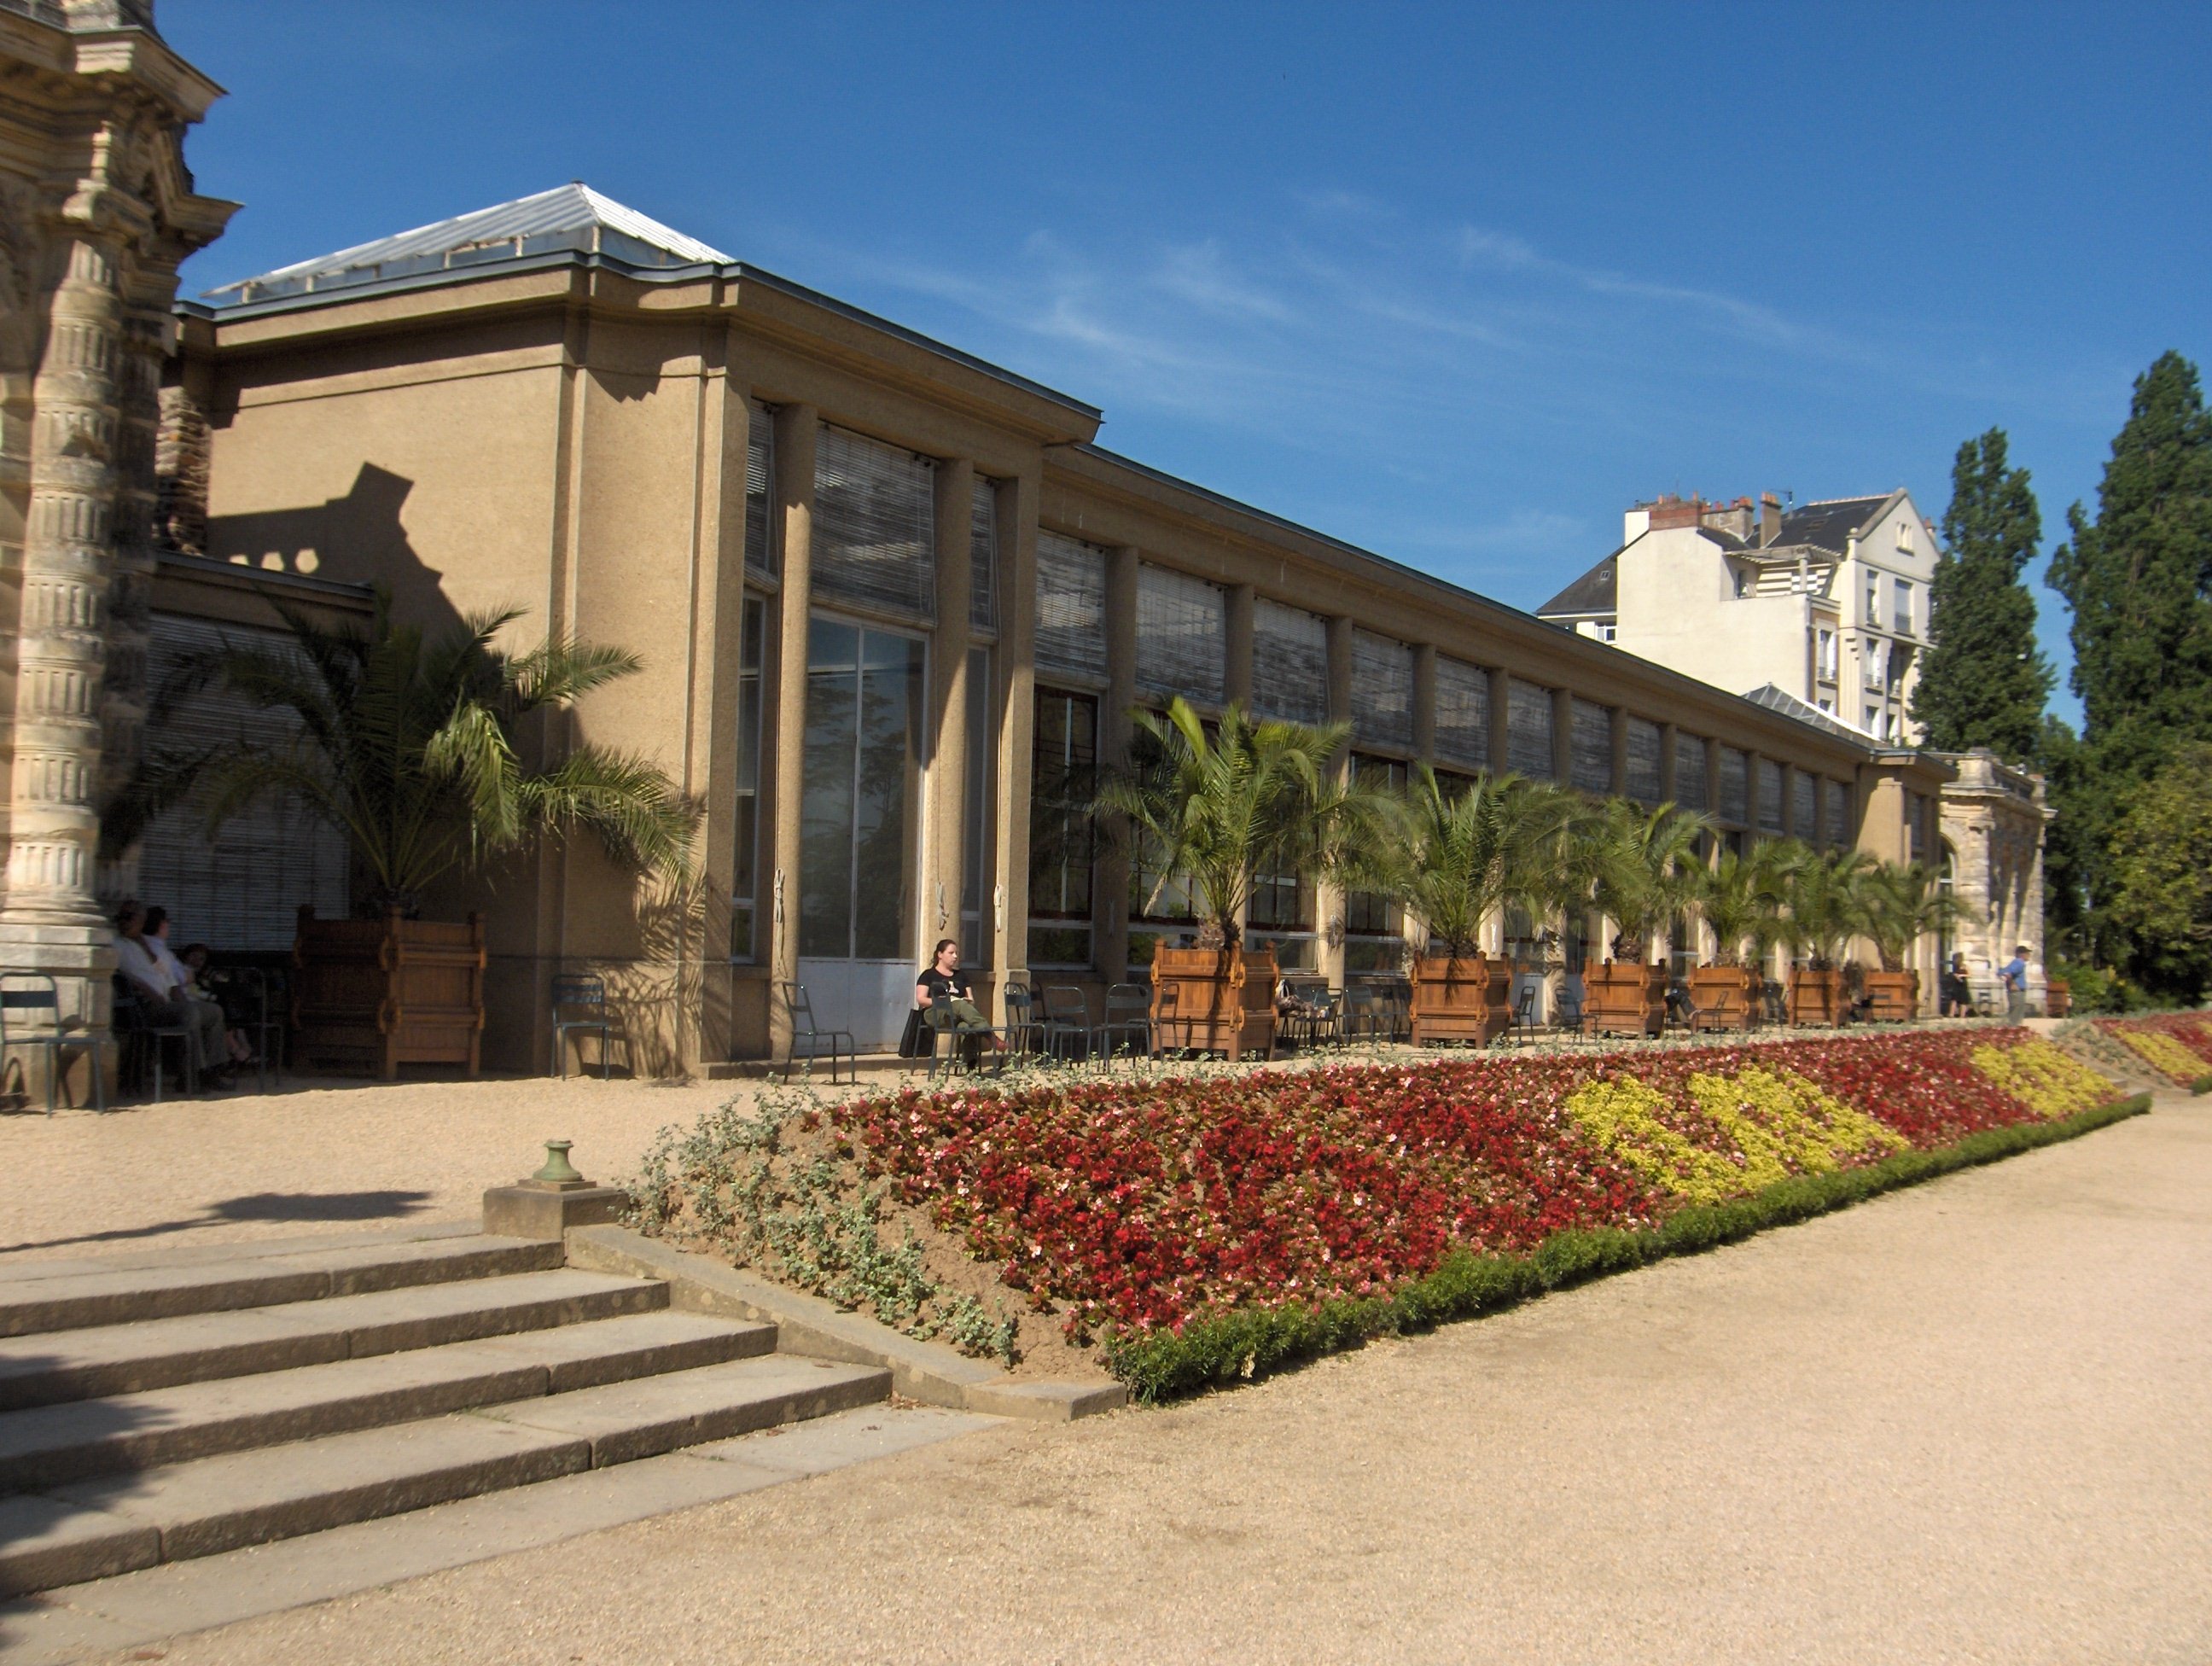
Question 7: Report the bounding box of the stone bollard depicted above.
[482,1139,629,1241]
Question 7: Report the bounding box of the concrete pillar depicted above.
[1097,544,1138,982]
[1317,615,1353,987]
[928,458,974,963]
[1224,581,1254,709]
[990,470,1039,1016]
[1412,643,1437,765]
[765,405,817,1059]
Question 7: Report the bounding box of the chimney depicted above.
[1622,504,1651,543]
[1701,495,1755,543]
[1759,492,1782,547]
[1647,492,1703,531]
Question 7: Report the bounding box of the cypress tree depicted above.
[1909,428,2052,759]
[2046,350,2212,950]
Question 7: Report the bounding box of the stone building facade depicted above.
[0,0,230,1064]
[1934,750,2052,1007]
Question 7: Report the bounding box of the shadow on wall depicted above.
[206,463,464,642]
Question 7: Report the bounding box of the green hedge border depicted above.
[1103,1094,2154,1403]
[2192,1075,2212,1096]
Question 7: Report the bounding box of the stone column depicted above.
[765,405,816,1061]
[96,288,166,906]
[1097,545,1138,982]
[990,470,1039,1016]
[1317,615,1353,987]
[928,458,974,963]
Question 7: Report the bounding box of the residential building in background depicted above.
[1539,490,1938,743]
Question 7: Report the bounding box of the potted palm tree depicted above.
[1098,698,1390,1061]
[154,593,695,1077]
[1391,770,1578,1046]
[1781,846,1873,1027]
[1689,841,1798,1029]
[1579,799,1708,1037]
[1860,861,1969,1021]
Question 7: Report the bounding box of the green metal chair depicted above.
[1,973,112,1113]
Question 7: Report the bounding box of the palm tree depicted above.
[1860,861,1972,973]
[135,591,696,912]
[1694,848,1767,968]
[1389,769,1583,960]
[1095,697,1394,950]
[1780,846,1877,970]
[1579,798,1710,963]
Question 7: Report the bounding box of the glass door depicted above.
[797,616,926,1046]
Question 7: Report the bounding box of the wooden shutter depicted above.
[1627,717,1662,804]
[1718,747,1748,826]
[743,401,776,576]
[1674,734,1709,813]
[812,423,934,620]
[1570,699,1612,795]
[969,477,997,634]
[1252,598,1327,725]
[1757,758,1784,832]
[1135,565,1225,704]
[1350,629,1413,752]
[1434,655,1489,771]
[1034,531,1108,684]
[1506,679,1553,778]
[137,614,352,951]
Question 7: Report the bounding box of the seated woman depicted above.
[900,939,1002,1061]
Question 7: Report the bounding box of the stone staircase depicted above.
[0,1225,891,1597]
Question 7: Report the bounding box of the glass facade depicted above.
[800,619,925,960]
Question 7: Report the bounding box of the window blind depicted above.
[969,477,997,634]
[1718,746,1748,825]
[1626,717,1662,804]
[1136,564,1225,704]
[811,424,934,621]
[743,401,776,576]
[1792,770,1817,839]
[1570,698,1612,795]
[1757,757,1784,833]
[137,614,352,951]
[1825,779,1851,848]
[1034,530,1108,684]
[1674,734,1709,813]
[1434,655,1489,771]
[1506,679,1553,778]
[1351,629,1413,752]
[1251,598,1327,725]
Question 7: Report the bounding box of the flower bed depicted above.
[2093,1013,2212,1089]
[830,1028,2139,1396]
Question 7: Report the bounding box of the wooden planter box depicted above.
[1149,944,1277,1062]
[1787,968,1848,1028]
[293,906,484,1079]
[2045,978,2070,1018]
[1863,970,1919,1022]
[1687,964,1759,1032]
[1584,960,1665,1037]
[1408,952,1511,1046]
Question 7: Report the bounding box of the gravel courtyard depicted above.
[31,1085,2207,1666]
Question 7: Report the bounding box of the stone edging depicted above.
[562,1224,1126,1421]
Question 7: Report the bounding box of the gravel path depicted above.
[0,1074,754,1261]
[58,1088,2208,1665]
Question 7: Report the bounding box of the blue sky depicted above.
[166,2,2212,728]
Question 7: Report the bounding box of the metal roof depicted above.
[203,183,732,306]
[1740,682,1881,745]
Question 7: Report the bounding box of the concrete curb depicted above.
[562,1226,1126,1421]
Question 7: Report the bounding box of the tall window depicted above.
[1434,655,1490,774]
[1136,565,1225,705]
[1892,575,1912,634]
[1345,754,1406,970]
[1028,690,1097,968]
[962,646,992,966]
[800,619,925,961]
[969,478,998,633]
[743,403,776,576]
[1865,572,1880,624]
[730,596,765,960]
[1817,626,1837,683]
[812,425,935,622]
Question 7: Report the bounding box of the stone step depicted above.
[0,1269,672,1411]
[0,1234,566,1339]
[0,1354,892,1596]
[0,1310,774,1491]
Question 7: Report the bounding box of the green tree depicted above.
[2047,352,2212,941]
[1909,428,2052,759]
[2104,742,2212,1001]
[1387,769,1584,959]
[1577,798,1709,964]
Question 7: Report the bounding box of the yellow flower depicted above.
[2107,1028,2203,1086]
[1972,1038,2116,1116]
[1565,1076,1749,1207]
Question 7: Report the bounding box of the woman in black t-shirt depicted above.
[908,939,999,1055]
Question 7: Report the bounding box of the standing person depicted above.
[2000,943,2032,1024]
[112,904,232,1087]
[1940,952,1973,1017]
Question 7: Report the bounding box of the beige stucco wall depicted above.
[1614,527,1811,697]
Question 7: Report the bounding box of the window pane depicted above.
[969,478,998,633]
[1136,564,1225,704]
[800,618,859,958]
[852,633,923,959]
[1036,532,1109,682]
[1626,717,1662,804]
[812,425,935,621]
[1570,699,1611,795]
[1506,679,1553,778]
[1435,655,1489,772]
[1351,628,1414,752]
[1757,757,1784,833]
[1252,598,1328,725]
[1674,734,1709,813]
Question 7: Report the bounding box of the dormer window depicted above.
[1895,520,1914,554]
[1734,567,1749,599]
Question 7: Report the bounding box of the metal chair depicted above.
[0,973,110,1113]
[923,1002,1007,1082]
[779,982,855,1084]
[1039,984,1091,1063]
[1342,984,1386,1046]
[1000,982,1046,1059]
[1761,978,1788,1026]
[110,976,201,1100]
[1094,982,1154,1063]
[550,974,614,1079]
[225,966,287,1091]
[1500,983,1540,1047]
[1553,987,1586,1039]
